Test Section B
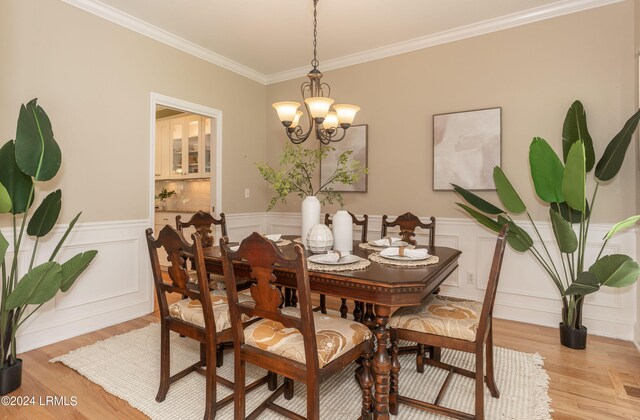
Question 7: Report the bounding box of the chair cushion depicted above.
[169,289,255,332]
[388,295,483,341]
[243,307,372,368]
[187,269,220,289]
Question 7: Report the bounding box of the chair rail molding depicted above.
[8,212,637,353]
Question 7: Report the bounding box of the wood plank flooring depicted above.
[2,296,639,419]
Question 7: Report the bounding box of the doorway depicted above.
[148,93,222,225]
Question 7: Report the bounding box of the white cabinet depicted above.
[155,115,212,180]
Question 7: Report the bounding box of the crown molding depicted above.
[264,0,623,84]
[60,0,267,85]
[61,0,622,86]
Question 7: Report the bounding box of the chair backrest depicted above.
[477,224,509,339]
[146,226,216,330]
[220,232,320,371]
[176,210,227,248]
[381,212,436,246]
[324,211,369,243]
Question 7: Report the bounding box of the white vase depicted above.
[301,196,321,247]
[307,224,334,253]
[332,210,353,252]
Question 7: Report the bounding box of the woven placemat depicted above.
[358,242,416,252]
[293,237,302,244]
[275,239,291,247]
[307,257,371,272]
[369,253,439,268]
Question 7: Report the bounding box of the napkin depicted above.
[265,234,282,242]
[371,236,404,247]
[312,250,351,263]
[380,247,429,260]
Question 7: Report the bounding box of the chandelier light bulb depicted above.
[272,101,301,126]
[290,111,304,128]
[304,97,334,122]
[334,104,360,127]
[322,111,339,130]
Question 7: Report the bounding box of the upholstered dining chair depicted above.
[321,212,369,318]
[388,225,509,420]
[220,233,374,419]
[146,226,272,420]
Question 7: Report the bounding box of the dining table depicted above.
[201,235,462,419]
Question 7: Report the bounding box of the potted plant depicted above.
[257,143,366,245]
[453,100,640,349]
[0,99,97,394]
[155,186,176,210]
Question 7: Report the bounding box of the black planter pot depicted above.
[0,359,22,395]
[559,323,587,349]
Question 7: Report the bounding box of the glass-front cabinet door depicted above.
[155,114,213,180]
[171,122,183,176]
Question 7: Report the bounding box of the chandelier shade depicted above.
[272,0,360,145]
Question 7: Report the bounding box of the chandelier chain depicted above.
[311,0,319,69]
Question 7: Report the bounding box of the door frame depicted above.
[148,93,223,224]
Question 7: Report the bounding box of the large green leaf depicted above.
[49,212,82,261]
[595,109,640,181]
[549,208,577,253]
[455,203,502,233]
[5,261,62,310]
[550,201,590,224]
[15,99,62,181]
[498,216,533,252]
[529,137,565,203]
[493,167,526,214]
[562,101,595,172]
[604,215,640,240]
[60,250,97,292]
[589,254,640,288]
[562,142,586,212]
[27,189,62,237]
[0,140,34,214]
[452,184,504,215]
[0,232,8,262]
[565,272,599,296]
[0,182,10,213]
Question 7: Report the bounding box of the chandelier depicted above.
[272,0,360,145]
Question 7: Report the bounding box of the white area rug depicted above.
[52,323,551,419]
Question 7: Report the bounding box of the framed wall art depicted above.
[320,124,368,192]
[433,107,501,191]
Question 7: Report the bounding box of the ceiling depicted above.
[66,0,619,83]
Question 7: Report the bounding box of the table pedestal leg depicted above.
[372,305,391,420]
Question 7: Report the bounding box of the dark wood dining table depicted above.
[202,236,461,419]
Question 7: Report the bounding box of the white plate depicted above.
[308,254,361,265]
[265,234,282,242]
[380,254,429,261]
[368,240,409,248]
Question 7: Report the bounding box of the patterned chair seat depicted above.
[244,307,372,368]
[169,289,255,332]
[388,294,482,341]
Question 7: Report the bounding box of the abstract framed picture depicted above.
[320,124,368,192]
[433,107,501,191]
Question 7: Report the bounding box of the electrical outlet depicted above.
[467,273,474,283]
[244,188,250,198]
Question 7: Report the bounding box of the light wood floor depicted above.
[3,296,640,420]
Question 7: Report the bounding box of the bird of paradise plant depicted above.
[454,100,640,347]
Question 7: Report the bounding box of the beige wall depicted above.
[0,0,267,225]
[634,0,640,344]
[267,1,637,222]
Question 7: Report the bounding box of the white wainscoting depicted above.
[7,212,637,353]
[5,220,152,354]
[263,212,638,341]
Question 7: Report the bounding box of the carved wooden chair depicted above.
[381,211,435,247]
[146,226,272,420]
[322,212,369,320]
[388,225,509,420]
[220,233,374,419]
